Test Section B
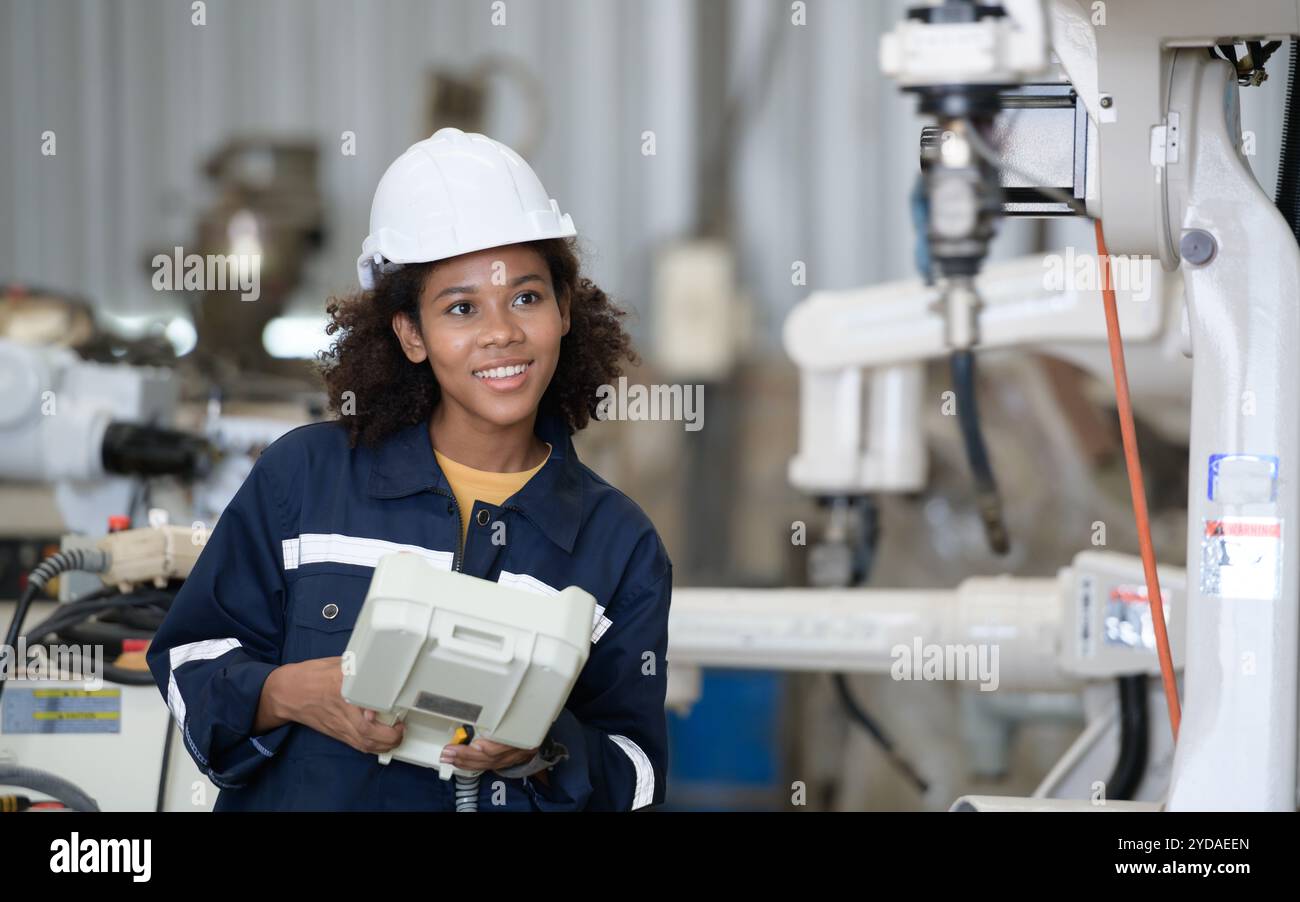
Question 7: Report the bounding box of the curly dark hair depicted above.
[318,237,639,447]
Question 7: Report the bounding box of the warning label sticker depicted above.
[1200,517,1283,601]
[1105,583,1171,652]
[0,687,121,734]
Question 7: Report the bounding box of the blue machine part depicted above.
[665,670,788,810]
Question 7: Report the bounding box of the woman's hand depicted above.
[259,658,405,756]
[441,737,537,774]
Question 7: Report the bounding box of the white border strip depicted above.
[499,571,613,643]
[498,570,560,596]
[167,637,242,724]
[282,534,454,572]
[591,605,614,643]
[608,734,655,810]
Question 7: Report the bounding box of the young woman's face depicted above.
[393,244,570,430]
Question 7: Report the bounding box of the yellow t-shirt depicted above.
[434,444,551,548]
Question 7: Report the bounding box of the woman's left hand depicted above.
[442,737,537,773]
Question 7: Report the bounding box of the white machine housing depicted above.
[857,0,1300,810]
[341,553,595,779]
[0,338,177,535]
[1060,551,1186,680]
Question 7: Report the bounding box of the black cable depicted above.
[102,600,170,631]
[1212,40,1282,80]
[23,590,168,644]
[851,498,881,586]
[21,589,171,687]
[832,673,930,795]
[0,549,110,703]
[1219,42,1240,71]
[1276,40,1300,245]
[65,586,117,605]
[1107,674,1149,800]
[25,598,128,645]
[156,712,175,812]
[816,496,926,796]
[83,609,168,636]
[0,585,38,705]
[950,350,1010,555]
[55,619,159,652]
[2,550,111,652]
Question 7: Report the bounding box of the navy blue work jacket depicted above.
[146,411,672,811]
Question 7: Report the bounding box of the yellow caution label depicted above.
[2,686,123,734]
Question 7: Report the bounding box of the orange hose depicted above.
[1094,219,1181,741]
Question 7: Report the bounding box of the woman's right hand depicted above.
[258,658,405,755]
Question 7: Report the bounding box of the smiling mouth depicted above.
[473,360,534,380]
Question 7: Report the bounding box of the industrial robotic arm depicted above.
[0,338,212,535]
[778,0,1300,810]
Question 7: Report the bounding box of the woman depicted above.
[147,128,672,812]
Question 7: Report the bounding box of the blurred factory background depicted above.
[0,0,1292,812]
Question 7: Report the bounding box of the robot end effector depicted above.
[0,338,213,488]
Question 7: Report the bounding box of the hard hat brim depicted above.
[357,218,576,291]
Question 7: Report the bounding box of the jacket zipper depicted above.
[432,486,465,573]
[435,490,529,574]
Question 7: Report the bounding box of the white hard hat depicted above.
[357,127,576,290]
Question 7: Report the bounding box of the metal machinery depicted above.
[668,0,1300,811]
[0,130,331,810]
[892,0,1299,812]
[0,342,304,811]
[7,1,1300,812]
[0,70,535,813]
[0,526,220,811]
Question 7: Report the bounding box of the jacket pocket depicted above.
[284,572,371,662]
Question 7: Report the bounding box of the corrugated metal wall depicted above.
[1,0,1289,351]
[0,0,696,341]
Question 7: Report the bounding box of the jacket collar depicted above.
[367,408,583,553]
